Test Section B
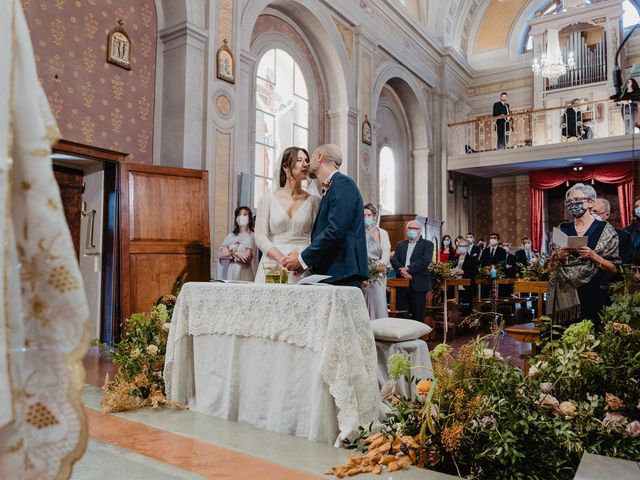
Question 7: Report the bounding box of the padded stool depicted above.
[370,318,434,399]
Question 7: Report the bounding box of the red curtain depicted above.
[529,162,634,251]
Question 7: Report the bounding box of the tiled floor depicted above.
[75,324,532,480]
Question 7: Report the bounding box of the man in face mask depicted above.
[390,221,434,323]
[502,242,517,279]
[623,197,640,267]
[592,198,633,265]
[465,232,482,257]
[478,232,507,267]
[515,236,539,270]
[451,238,478,313]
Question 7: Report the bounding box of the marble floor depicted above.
[74,326,531,480]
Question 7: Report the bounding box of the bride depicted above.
[255,146,321,283]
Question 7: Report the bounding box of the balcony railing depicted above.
[447,98,633,156]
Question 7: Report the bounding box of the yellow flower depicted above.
[416,379,432,396]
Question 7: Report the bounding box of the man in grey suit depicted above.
[390,221,434,322]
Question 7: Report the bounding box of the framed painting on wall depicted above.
[107,20,132,70]
[217,39,235,84]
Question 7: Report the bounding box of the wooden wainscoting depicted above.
[120,163,210,325]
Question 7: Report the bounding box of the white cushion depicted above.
[370,317,432,342]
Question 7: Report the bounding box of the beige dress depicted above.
[254,192,321,284]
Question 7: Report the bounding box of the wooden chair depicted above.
[387,277,409,318]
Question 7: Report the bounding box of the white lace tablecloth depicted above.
[164,282,383,445]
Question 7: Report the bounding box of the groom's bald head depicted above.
[312,144,342,168]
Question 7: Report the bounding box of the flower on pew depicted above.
[520,254,550,281]
[428,261,456,284]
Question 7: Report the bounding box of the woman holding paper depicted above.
[547,183,620,327]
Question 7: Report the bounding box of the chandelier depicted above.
[531,28,576,86]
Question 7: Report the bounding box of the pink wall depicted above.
[23,0,157,163]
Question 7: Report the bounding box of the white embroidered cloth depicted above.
[0,1,89,478]
[164,282,383,445]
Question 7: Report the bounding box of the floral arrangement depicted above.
[100,277,185,413]
[428,261,455,285]
[265,264,289,284]
[331,292,640,479]
[519,254,550,281]
[367,257,388,285]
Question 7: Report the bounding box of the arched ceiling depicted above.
[473,0,529,52]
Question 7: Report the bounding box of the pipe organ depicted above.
[550,28,607,90]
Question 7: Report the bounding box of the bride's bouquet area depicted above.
[330,287,640,479]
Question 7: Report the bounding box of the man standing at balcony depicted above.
[493,92,510,149]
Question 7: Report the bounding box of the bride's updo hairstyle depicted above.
[279,146,309,187]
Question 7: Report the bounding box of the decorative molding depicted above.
[333,17,354,61]
[215,94,232,117]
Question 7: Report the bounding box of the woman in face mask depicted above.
[363,203,391,319]
[623,197,640,267]
[547,183,621,327]
[439,235,457,263]
[216,206,257,281]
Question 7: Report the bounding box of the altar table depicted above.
[163,282,383,446]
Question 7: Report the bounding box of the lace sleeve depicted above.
[254,193,275,256]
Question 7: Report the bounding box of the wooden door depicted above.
[120,163,210,326]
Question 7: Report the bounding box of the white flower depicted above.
[602,412,627,428]
[559,401,577,419]
[626,420,640,438]
[482,348,503,360]
[539,393,559,410]
[146,344,158,356]
[540,382,553,394]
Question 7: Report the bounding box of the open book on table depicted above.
[297,275,332,285]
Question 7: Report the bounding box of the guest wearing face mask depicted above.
[391,221,434,323]
[515,237,539,270]
[591,198,633,265]
[478,233,507,267]
[501,242,518,279]
[623,197,640,267]
[547,183,620,327]
[363,203,391,319]
[451,238,478,312]
[465,233,482,257]
[216,206,257,281]
[439,235,457,263]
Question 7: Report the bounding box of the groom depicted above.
[282,144,368,286]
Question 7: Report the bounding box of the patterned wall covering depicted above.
[53,168,83,257]
[22,0,157,163]
[491,179,531,244]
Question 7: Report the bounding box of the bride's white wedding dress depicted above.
[255,192,321,284]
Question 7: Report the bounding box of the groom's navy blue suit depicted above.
[301,172,368,285]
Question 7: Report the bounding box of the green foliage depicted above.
[372,288,640,479]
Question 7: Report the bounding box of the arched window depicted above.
[623,1,640,29]
[379,146,396,214]
[254,48,309,206]
[521,0,562,53]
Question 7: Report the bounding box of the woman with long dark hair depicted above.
[439,234,457,263]
[254,146,320,283]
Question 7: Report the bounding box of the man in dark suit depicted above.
[390,221,434,322]
[478,233,507,267]
[282,144,368,285]
[592,198,633,265]
[515,236,539,272]
[465,232,482,258]
[493,92,510,149]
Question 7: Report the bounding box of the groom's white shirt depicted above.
[298,169,339,271]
